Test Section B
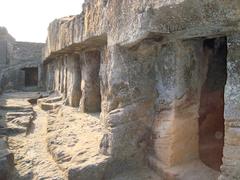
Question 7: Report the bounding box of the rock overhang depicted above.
[43,0,240,61]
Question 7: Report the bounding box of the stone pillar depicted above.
[54,57,60,92]
[38,63,44,89]
[79,50,101,112]
[46,61,55,92]
[59,56,64,94]
[63,55,68,99]
[67,54,81,107]
[99,44,156,172]
[220,34,240,180]
[150,40,205,170]
[42,63,48,90]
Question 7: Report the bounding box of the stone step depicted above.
[0,126,26,135]
[0,106,33,112]
[37,96,62,105]
[11,116,32,128]
[46,96,63,103]
[6,112,33,121]
[6,111,33,117]
[40,102,63,111]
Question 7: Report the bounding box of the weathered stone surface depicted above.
[68,159,107,180]
[79,50,101,112]
[44,0,240,59]
[40,0,240,179]
[0,27,44,92]
[0,135,14,180]
[0,155,14,180]
[220,34,240,180]
[67,55,81,107]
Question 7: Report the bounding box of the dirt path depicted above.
[9,105,65,180]
[1,91,160,180]
[0,91,65,180]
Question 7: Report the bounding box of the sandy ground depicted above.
[9,105,65,180]
[0,91,164,180]
[0,91,109,179]
[0,91,64,179]
[46,106,108,172]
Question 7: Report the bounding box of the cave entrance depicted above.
[199,37,227,171]
[23,67,38,87]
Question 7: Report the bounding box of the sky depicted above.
[0,0,84,43]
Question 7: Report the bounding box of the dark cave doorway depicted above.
[198,37,227,171]
[23,67,38,87]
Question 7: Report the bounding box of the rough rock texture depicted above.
[0,92,67,180]
[79,50,101,112]
[220,34,240,180]
[0,135,14,180]
[43,0,240,58]
[42,0,240,179]
[0,92,40,179]
[0,27,44,92]
[0,27,15,67]
[46,106,108,179]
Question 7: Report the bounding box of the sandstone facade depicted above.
[42,0,240,179]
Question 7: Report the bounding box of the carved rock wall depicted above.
[43,0,240,179]
[79,50,101,112]
[221,34,240,180]
[0,27,44,92]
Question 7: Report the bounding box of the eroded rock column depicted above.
[220,34,240,180]
[150,40,205,171]
[79,50,101,112]
[45,61,55,92]
[59,57,64,94]
[67,54,81,107]
[63,55,68,99]
[46,54,81,107]
[100,44,156,173]
[54,56,61,92]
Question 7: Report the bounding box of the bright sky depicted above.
[0,0,84,43]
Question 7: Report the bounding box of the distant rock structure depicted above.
[3,0,239,179]
[0,27,44,93]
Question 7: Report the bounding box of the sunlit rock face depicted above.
[43,0,240,179]
[0,27,44,93]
